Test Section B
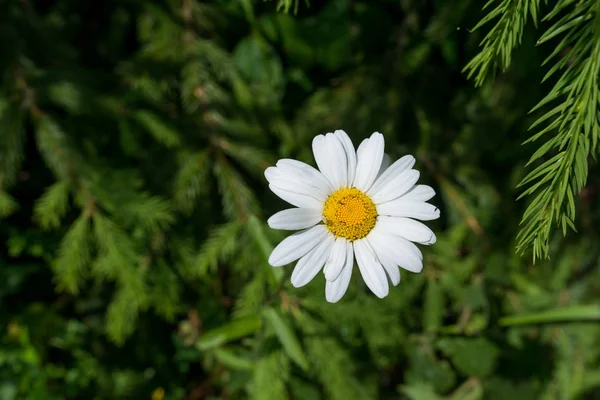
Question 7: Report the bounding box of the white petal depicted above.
[377,200,440,221]
[334,130,356,187]
[368,229,423,273]
[269,177,328,202]
[324,237,348,281]
[264,166,278,182]
[325,242,354,303]
[268,208,323,230]
[269,184,323,209]
[312,135,338,188]
[377,215,436,245]
[275,159,334,193]
[366,234,401,286]
[291,234,334,287]
[356,138,369,159]
[367,155,416,196]
[267,162,332,199]
[376,153,391,179]
[353,239,389,298]
[353,132,385,192]
[324,132,349,189]
[401,184,436,202]
[269,225,328,267]
[369,169,420,204]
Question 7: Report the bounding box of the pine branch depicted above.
[517,0,600,260]
[306,337,371,400]
[147,260,181,320]
[133,110,181,148]
[0,190,18,218]
[212,136,272,177]
[33,180,71,230]
[91,213,139,280]
[233,274,267,318]
[173,150,211,214]
[250,351,290,400]
[118,193,175,233]
[90,170,174,233]
[35,116,77,180]
[106,277,149,345]
[190,221,242,277]
[91,213,148,343]
[0,98,25,188]
[464,0,541,86]
[213,153,260,220]
[53,213,92,294]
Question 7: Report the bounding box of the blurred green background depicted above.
[2,0,600,399]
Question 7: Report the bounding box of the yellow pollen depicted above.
[322,188,378,241]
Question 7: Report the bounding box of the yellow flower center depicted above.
[322,188,378,241]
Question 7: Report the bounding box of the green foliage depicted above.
[250,351,290,400]
[466,0,600,259]
[464,0,541,86]
[196,316,262,351]
[2,0,600,399]
[516,0,600,259]
[53,213,92,294]
[262,307,309,371]
[33,181,70,230]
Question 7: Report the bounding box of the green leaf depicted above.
[424,278,444,333]
[449,379,484,400]
[437,337,499,377]
[196,315,262,351]
[400,383,443,400]
[484,377,541,400]
[405,344,457,394]
[500,305,600,326]
[213,347,254,370]
[263,307,309,371]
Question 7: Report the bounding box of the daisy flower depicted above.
[265,130,440,302]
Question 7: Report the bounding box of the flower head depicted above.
[265,130,440,302]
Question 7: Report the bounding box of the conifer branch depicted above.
[0,99,25,189]
[464,0,541,86]
[53,213,92,294]
[517,0,600,259]
[191,221,242,277]
[214,153,260,220]
[33,180,71,230]
[173,150,212,214]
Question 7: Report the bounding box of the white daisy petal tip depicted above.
[264,166,277,182]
